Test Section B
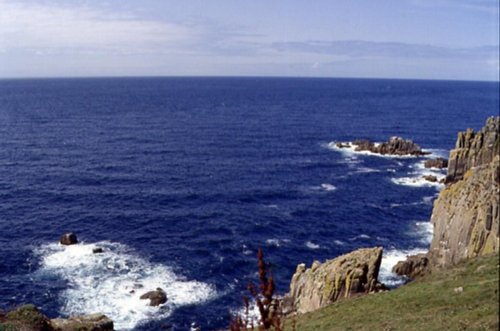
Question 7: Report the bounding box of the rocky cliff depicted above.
[429,117,500,267]
[284,247,384,314]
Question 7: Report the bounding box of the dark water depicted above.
[0,77,498,330]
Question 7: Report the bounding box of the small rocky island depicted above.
[335,136,430,156]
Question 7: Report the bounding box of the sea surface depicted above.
[0,77,498,330]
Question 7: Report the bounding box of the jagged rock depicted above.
[284,247,384,314]
[392,254,429,278]
[424,157,448,169]
[423,175,438,182]
[60,233,78,245]
[50,314,113,331]
[429,117,500,268]
[93,247,104,254]
[1,304,53,331]
[445,117,499,184]
[353,137,429,156]
[140,288,167,306]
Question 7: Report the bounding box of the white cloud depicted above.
[0,0,194,54]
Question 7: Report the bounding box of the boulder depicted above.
[60,233,78,245]
[424,157,448,169]
[392,254,429,279]
[50,314,113,331]
[353,137,429,156]
[140,288,167,306]
[285,247,385,314]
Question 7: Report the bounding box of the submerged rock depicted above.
[353,137,429,156]
[60,233,78,245]
[93,247,104,254]
[140,288,167,306]
[284,247,385,314]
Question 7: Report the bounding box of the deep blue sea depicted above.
[0,77,498,330]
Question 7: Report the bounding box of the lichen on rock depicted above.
[284,247,385,314]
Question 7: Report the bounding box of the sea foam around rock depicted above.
[34,241,216,330]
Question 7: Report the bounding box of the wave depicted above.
[349,234,371,241]
[320,183,336,191]
[305,241,320,249]
[265,238,290,247]
[379,247,428,287]
[391,160,446,189]
[390,176,444,188]
[34,241,216,330]
[414,221,433,245]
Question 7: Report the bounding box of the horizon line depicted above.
[0,74,498,84]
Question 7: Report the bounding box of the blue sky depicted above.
[0,0,498,80]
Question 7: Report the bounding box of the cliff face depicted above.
[446,117,500,183]
[429,117,500,268]
[285,247,384,314]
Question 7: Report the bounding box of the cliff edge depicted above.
[429,117,499,267]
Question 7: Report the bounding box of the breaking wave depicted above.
[34,241,216,330]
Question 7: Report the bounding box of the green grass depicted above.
[294,254,499,331]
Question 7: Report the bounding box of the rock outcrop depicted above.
[429,117,499,267]
[285,247,384,314]
[0,305,114,331]
[60,233,78,245]
[353,137,429,156]
[391,254,429,279]
[140,288,167,306]
[445,117,499,184]
[0,304,52,331]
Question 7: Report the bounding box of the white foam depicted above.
[392,160,447,189]
[349,234,371,241]
[305,241,320,249]
[354,167,380,174]
[265,239,290,247]
[379,248,428,287]
[415,222,433,245]
[35,242,216,330]
[391,176,444,188]
[422,148,449,158]
[320,183,336,191]
[333,240,345,246]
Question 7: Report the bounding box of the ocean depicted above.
[0,77,498,330]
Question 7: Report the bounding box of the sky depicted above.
[0,0,498,80]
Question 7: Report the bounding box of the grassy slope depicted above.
[294,254,499,331]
